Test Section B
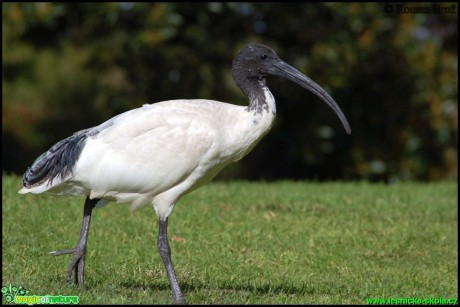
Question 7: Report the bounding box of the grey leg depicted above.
[50,197,98,288]
[158,218,186,304]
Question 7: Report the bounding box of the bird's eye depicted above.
[261,54,268,60]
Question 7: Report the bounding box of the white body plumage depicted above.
[20,90,276,220]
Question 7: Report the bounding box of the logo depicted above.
[1,283,79,305]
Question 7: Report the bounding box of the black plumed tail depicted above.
[22,129,91,189]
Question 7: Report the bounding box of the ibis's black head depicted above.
[232,43,351,134]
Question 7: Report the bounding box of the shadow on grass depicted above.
[118,280,315,295]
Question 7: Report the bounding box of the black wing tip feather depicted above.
[22,131,90,189]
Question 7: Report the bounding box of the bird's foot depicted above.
[172,297,187,305]
[50,246,86,288]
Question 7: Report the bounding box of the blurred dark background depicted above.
[3,3,458,182]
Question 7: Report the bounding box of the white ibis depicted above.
[19,43,351,304]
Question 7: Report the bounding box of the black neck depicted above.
[232,64,270,114]
[245,79,271,114]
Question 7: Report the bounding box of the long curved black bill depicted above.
[269,60,351,134]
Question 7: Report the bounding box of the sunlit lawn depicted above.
[2,175,457,304]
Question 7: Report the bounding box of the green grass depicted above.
[2,175,458,304]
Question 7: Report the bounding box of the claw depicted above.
[50,248,76,256]
[51,246,86,287]
[50,197,98,288]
